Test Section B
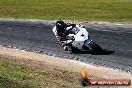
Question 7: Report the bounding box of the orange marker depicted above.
[81,67,89,78]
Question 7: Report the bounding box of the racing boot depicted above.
[64,46,68,51]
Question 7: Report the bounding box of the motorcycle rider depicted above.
[52,20,88,51]
[52,20,70,50]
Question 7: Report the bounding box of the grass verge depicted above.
[0,57,82,88]
[0,46,131,88]
[0,0,132,22]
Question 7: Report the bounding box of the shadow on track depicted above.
[71,49,114,55]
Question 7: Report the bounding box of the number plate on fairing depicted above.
[68,27,80,35]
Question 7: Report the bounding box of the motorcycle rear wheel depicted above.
[89,41,102,54]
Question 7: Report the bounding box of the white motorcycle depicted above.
[62,24,102,53]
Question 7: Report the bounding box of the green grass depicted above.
[0,0,132,22]
[0,59,41,88]
[0,58,82,88]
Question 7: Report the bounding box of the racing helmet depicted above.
[56,20,66,30]
[56,20,67,36]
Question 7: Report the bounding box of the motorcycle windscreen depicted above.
[68,27,80,34]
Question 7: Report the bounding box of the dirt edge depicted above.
[0,46,131,87]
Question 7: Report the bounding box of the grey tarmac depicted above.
[0,19,132,72]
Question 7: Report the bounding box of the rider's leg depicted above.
[83,40,91,50]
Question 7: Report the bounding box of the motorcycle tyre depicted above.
[89,41,102,54]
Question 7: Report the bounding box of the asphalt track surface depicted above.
[0,20,132,72]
